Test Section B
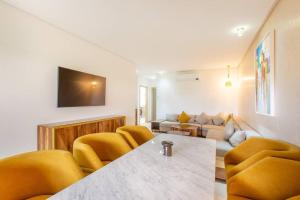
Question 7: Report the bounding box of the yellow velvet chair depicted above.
[116,125,154,146]
[227,157,300,200]
[117,129,139,149]
[0,150,84,200]
[224,137,300,179]
[73,133,132,173]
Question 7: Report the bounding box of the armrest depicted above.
[224,137,288,165]
[228,157,300,200]
[227,150,300,179]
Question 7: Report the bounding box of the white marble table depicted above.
[50,134,216,200]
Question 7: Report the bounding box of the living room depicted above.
[1,0,300,199]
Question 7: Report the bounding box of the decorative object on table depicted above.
[255,30,275,115]
[161,141,174,156]
[177,111,191,123]
[225,65,232,87]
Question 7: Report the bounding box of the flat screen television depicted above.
[58,67,106,107]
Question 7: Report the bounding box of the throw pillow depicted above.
[194,113,209,124]
[166,114,178,122]
[212,113,225,126]
[188,115,196,123]
[177,111,191,123]
[224,119,235,140]
[229,130,246,147]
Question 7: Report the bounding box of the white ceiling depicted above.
[4,0,276,73]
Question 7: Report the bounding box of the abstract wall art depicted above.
[255,31,275,115]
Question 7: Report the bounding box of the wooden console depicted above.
[37,115,126,152]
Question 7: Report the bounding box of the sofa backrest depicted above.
[234,117,262,139]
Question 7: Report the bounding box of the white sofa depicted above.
[159,113,261,157]
[159,113,227,136]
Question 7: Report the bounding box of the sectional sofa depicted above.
[158,113,261,157]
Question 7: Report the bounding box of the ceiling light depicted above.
[158,71,165,75]
[232,26,248,37]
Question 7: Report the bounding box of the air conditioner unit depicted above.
[175,72,199,81]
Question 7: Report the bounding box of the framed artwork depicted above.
[255,31,275,115]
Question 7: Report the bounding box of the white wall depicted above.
[238,0,300,145]
[0,2,137,157]
[156,69,238,119]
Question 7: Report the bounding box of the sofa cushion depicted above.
[216,140,234,157]
[206,129,225,141]
[188,115,196,123]
[245,130,262,139]
[177,111,190,123]
[166,114,178,122]
[160,121,180,127]
[229,130,246,147]
[202,125,224,137]
[224,119,235,140]
[212,113,225,126]
[194,113,209,124]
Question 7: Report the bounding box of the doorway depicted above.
[138,86,148,124]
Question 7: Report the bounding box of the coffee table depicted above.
[170,124,198,137]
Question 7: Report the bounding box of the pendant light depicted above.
[225,65,232,87]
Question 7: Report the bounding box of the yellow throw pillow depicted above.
[177,111,190,123]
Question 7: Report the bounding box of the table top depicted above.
[171,124,199,130]
[50,134,216,200]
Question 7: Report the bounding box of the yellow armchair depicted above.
[73,133,132,173]
[116,125,154,145]
[224,137,300,178]
[0,150,84,200]
[228,157,300,200]
[117,129,139,149]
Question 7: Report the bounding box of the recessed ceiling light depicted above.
[232,26,248,37]
[158,71,165,75]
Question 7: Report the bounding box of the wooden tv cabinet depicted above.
[37,115,126,152]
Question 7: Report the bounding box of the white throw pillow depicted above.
[188,115,196,123]
[212,113,225,126]
[229,131,246,147]
[224,119,235,140]
[194,113,209,124]
[166,114,178,122]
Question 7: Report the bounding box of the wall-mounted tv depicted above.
[58,67,106,107]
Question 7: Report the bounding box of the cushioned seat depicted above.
[228,157,300,200]
[26,195,52,200]
[0,150,84,200]
[73,133,132,174]
[116,125,154,145]
[159,121,180,132]
[202,124,224,137]
[216,140,234,157]
[225,138,300,179]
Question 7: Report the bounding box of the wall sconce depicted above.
[225,65,232,87]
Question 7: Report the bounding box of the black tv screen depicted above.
[58,67,106,107]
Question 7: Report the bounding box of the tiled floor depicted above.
[215,180,227,200]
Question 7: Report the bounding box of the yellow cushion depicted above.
[177,111,190,123]
[26,195,52,200]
